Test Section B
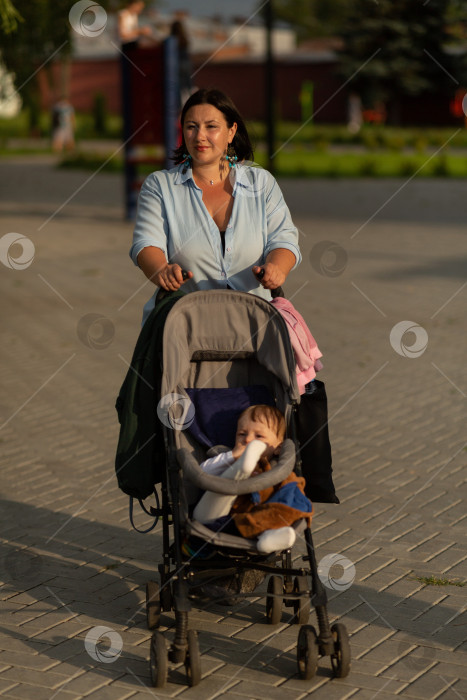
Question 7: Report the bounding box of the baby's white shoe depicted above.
[256,527,296,554]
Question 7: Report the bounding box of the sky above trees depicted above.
[159,0,259,21]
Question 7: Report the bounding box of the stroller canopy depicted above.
[161,290,300,403]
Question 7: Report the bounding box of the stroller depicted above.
[118,289,350,687]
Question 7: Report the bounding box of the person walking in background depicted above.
[118,1,154,48]
[51,97,75,153]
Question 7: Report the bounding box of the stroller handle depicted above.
[155,269,190,303]
[255,267,284,299]
[157,269,283,302]
[177,439,296,495]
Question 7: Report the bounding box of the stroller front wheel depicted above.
[149,631,168,687]
[330,622,351,678]
[297,624,319,680]
[185,629,201,687]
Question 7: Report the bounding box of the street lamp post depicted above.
[265,0,275,174]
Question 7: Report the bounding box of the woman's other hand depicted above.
[252,263,286,290]
[252,248,296,290]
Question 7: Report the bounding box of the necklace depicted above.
[193,169,226,188]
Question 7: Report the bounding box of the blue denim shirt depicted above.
[130,162,301,323]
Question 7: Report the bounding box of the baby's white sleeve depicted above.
[200,451,235,476]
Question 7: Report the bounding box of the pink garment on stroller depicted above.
[270,298,323,394]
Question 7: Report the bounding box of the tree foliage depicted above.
[338,0,466,120]
[0,0,23,34]
[0,0,122,125]
[1,0,79,120]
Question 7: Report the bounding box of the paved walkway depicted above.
[0,158,465,699]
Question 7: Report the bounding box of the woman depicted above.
[130,88,301,324]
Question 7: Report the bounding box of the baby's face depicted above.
[234,416,282,460]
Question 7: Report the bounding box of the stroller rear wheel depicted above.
[330,622,351,678]
[185,629,201,687]
[146,580,161,630]
[292,576,310,625]
[266,575,283,624]
[149,631,168,687]
[297,624,319,680]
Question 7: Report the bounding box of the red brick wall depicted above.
[42,58,121,113]
[193,60,346,123]
[41,55,458,127]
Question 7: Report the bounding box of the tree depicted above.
[1,0,74,130]
[0,0,22,34]
[338,0,467,123]
[0,0,133,131]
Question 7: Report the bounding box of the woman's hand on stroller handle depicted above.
[253,264,286,290]
[155,264,192,291]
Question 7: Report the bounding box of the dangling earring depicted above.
[225,144,238,169]
[181,153,192,173]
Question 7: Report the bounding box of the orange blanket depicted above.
[230,458,313,538]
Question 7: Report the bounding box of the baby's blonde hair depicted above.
[238,404,286,441]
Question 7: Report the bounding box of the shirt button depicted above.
[221,272,226,277]
[226,247,231,252]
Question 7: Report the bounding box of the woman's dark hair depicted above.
[172,88,254,164]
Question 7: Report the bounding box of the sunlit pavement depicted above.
[0,158,465,699]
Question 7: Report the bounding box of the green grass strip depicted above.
[414,576,466,587]
[55,149,467,178]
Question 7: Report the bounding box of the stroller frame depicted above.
[140,290,350,687]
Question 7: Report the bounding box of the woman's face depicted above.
[183,103,237,169]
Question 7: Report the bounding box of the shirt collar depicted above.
[173,162,253,191]
[174,162,193,185]
[233,163,254,191]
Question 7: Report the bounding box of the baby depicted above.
[193,405,311,554]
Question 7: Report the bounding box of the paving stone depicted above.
[0,679,20,695]
[431,662,467,681]
[0,649,61,672]
[399,671,458,699]
[348,625,396,650]
[351,691,409,700]
[52,671,115,695]
[0,666,77,689]
[81,685,136,700]
[289,680,358,699]
[226,679,305,699]
[1,684,81,700]
[380,654,438,683]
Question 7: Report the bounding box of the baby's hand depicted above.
[232,443,246,460]
[232,440,267,462]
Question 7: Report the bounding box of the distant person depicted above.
[118,1,155,48]
[347,92,362,134]
[51,98,75,153]
[170,20,193,105]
